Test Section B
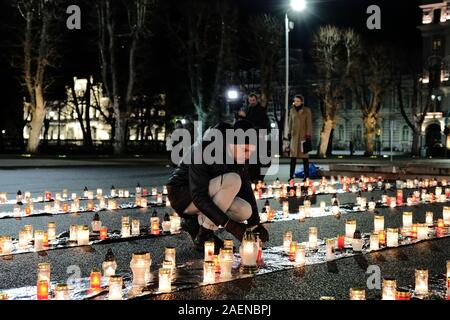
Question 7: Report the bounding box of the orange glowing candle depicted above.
[268,208,275,222]
[62,203,69,213]
[37,280,49,300]
[213,255,221,273]
[379,230,386,246]
[100,227,108,240]
[90,270,102,289]
[289,241,297,261]
[411,224,417,238]
[45,191,52,202]
[43,232,49,247]
[87,201,94,211]
[151,220,160,235]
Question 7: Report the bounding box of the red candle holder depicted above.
[337,235,345,250]
[396,190,403,206]
[45,192,52,202]
[37,280,49,300]
[100,227,108,240]
[90,270,102,289]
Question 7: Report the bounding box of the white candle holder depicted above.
[308,227,318,250]
[54,284,70,300]
[158,268,171,293]
[108,276,123,300]
[386,228,398,247]
[345,220,356,239]
[374,215,384,232]
[77,225,90,246]
[203,261,216,283]
[283,230,293,253]
[370,233,379,251]
[382,278,397,300]
[349,288,366,300]
[415,268,428,296]
[47,222,56,241]
[130,252,151,286]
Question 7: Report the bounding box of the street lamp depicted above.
[226,87,240,117]
[284,0,307,139]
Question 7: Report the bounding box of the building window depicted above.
[338,125,344,141]
[432,36,443,54]
[402,125,410,141]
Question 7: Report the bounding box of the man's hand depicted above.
[238,110,246,118]
[252,224,269,242]
[224,220,246,241]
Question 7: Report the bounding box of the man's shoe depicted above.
[181,215,200,243]
[193,226,215,251]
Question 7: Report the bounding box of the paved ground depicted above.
[0,165,449,299]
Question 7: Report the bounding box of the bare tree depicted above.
[18,0,58,153]
[96,0,152,154]
[313,26,360,157]
[352,45,392,155]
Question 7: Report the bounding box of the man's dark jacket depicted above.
[167,123,260,228]
[245,103,270,131]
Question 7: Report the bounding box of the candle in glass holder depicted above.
[239,230,258,274]
[19,230,29,249]
[54,284,70,300]
[403,211,413,229]
[374,215,384,232]
[395,289,411,300]
[37,262,50,285]
[288,241,297,261]
[71,199,80,212]
[77,225,90,246]
[447,260,450,279]
[91,214,102,233]
[414,268,428,296]
[298,206,306,221]
[140,197,147,208]
[308,227,318,250]
[443,207,450,226]
[23,225,33,242]
[102,249,117,277]
[159,268,171,293]
[295,245,306,266]
[416,224,428,241]
[90,269,102,290]
[86,200,94,211]
[108,276,123,300]
[368,198,376,211]
[326,238,334,261]
[170,213,181,233]
[131,219,140,236]
[369,232,379,251]
[320,201,326,213]
[150,211,160,235]
[47,222,56,241]
[121,222,131,238]
[130,252,151,286]
[219,248,233,279]
[162,214,171,234]
[165,247,176,270]
[386,228,398,247]
[34,230,45,251]
[359,197,367,210]
[204,240,215,261]
[426,212,433,226]
[345,220,357,239]
[283,230,293,253]
[203,261,215,283]
[224,239,234,251]
[396,190,403,206]
[69,225,78,242]
[382,278,397,300]
[282,201,289,217]
[37,280,49,300]
[107,199,117,210]
[1,236,12,255]
[100,226,108,240]
[110,186,116,197]
[349,288,366,300]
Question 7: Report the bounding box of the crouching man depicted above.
[167,120,269,250]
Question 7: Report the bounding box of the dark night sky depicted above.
[0,0,423,127]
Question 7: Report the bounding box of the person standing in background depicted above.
[288,94,312,180]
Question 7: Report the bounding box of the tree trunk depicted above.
[26,85,46,153]
[411,129,420,156]
[363,113,377,156]
[318,119,334,157]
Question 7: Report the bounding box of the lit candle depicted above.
[19,230,29,249]
[90,269,102,289]
[349,288,366,300]
[295,245,306,266]
[91,213,102,233]
[77,225,90,246]
[131,219,140,236]
[204,240,215,261]
[47,222,56,241]
[396,190,403,206]
[102,248,117,277]
[150,210,160,235]
[337,235,345,250]
[165,247,176,270]
[395,289,411,300]
[37,280,49,300]
[37,263,50,285]
[308,227,318,250]
[121,222,131,238]
[282,201,289,217]
[370,233,379,251]
[107,199,117,210]
[86,200,94,211]
[44,190,52,202]
[416,224,428,241]
[345,220,357,239]
[374,215,384,232]
[379,230,386,246]
[298,206,306,221]
[71,199,80,212]
[203,261,216,283]
[382,278,397,300]
[368,198,376,211]
[283,230,293,253]
[352,230,363,252]
[110,186,116,197]
[158,268,171,293]
[359,197,367,210]
[34,230,45,251]
[386,228,398,247]
[402,211,413,229]
[54,283,70,300]
[100,227,108,240]
[108,276,123,300]
[23,225,33,241]
[157,193,163,204]
[130,252,151,286]
[170,213,181,233]
[447,260,450,279]
[219,248,233,279]
[320,201,326,213]
[289,241,297,261]
[160,214,170,234]
[415,268,428,296]
[326,238,334,261]
[443,207,450,226]
[1,236,12,255]
[426,212,433,226]
[239,230,258,274]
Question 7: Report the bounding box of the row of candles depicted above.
[0,185,169,206]
[349,265,450,300]
[0,211,181,255]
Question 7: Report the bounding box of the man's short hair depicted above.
[248,93,258,100]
